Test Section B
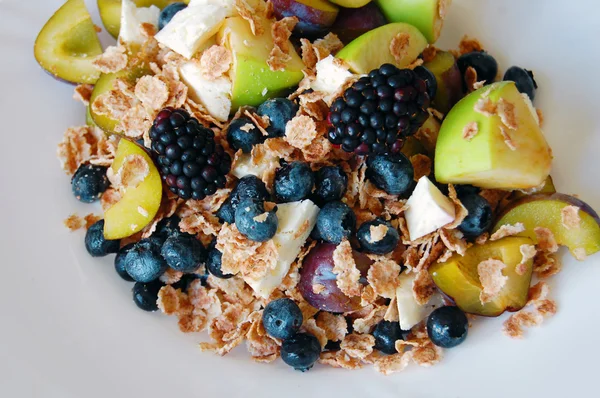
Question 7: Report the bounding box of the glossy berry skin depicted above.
[216,197,236,224]
[205,245,234,279]
[257,98,299,138]
[427,306,469,348]
[230,175,270,210]
[274,162,315,203]
[454,184,480,198]
[357,219,399,255]
[413,66,438,99]
[314,166,348,204]
[85,220,120,257]
[262,298,303,340]
[155,215,182,239]
[457,193,493,240]
[314,201,356,244]
[226,117,263,153]
[503,66,537,100]
[281,332,322,372]
[235,199,278,242]
[173,273,205,293]
[457,51,498,86]
[114,243,135,282]
[132,280,165,312]
[158,2,187,30]
[124,239,169,283]
[366,153,415,197]
[373,320,406,354]
[71,164,109,203]
[160,233,206,273]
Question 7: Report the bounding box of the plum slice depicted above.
[299,243,372,313]
[494,193,600,259]
[423,50,464,114]
[34,0,103,84]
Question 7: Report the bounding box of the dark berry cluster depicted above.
[149,108,231,200]
[328,64,431,155]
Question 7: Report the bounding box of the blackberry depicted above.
[328,64,430,155]
[149,108,231,200]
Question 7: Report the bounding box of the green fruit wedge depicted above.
[375,0,449,43]
[336,23,428,74]
[34,0,103,84]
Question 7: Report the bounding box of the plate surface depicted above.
[1,1,599,397]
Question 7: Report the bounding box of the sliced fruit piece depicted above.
[336,23,428,74]
[104,139,162,240]
[512,175,556,200]
[179,61,232,122]
[329,0,371,8]
[34,0,103,84]
[330,2,387,43]
[494,193,600,259]
[423,50,463,114]
[98,0,190,39]
[119,0,160,47]
[89,62,151,134]
[401,136,427,158]
[396,271,444,330]
[217,16,305,110]
[86,106,97,127]
[415,113,441,154]
[435,81,552,190]
[429,237,535,317]
[405,176,456,240]
[271,0,339,28]
[375,0,450,44]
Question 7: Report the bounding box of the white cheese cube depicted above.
[396,272,444,330]
[310,55,353,99]
[119,0,160,45]
[245,200,320,298]
[155,3,234,59]
[231,153,280,179]
[405,176,456,241]
[179,62,232,122]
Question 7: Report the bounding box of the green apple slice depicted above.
[98,0,190,39]
[336,23,428,74]
[89,63,151,134]
[217,16,305,110]
[434,81,552,190]
[375,0,449,44]
[104,139,162,240]
[494,193,600,259]
[423,50,463,114]
[329,0,371,8]
[34,0,103,84]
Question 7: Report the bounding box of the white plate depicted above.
[1,0,599,397]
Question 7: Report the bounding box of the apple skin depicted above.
[435,81,552,190]
[329,0,372,8]
[429,237,535,317]
[423,50,464,114]
[34,0,103,84]
[512,175,556,200]
[299,243,372,313]
[218,16,305,111]
[375,0,448,43]
[271,0,339,29]
[494,193,600,259]
[97,0,191,39]
[336,22,428,74]
[330,2,387,43]
[104,139,163,240]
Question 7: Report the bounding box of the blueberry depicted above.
[314,201,356,244]
[206,245,234,279]
[85,220,120,257]
[274,162,315,203]
[413,66,437,99]
[71,164,109,203]
[454,184,480,198]
[281,332,321,372]
[257,98,299,138]
[216,196,235,224]
[373,320,407,354]
[366,153,415,197]
[155,215,182,239]
[262,298,303,340]
[457,194,493,239]
[357,219,399,255]
[457,51,498,86]
[229,175,270,209]
[503,66,537,101]
[124,239,169,283]
[235,199,278,242]
[172,272,205,293]
[132,280,165,312]
[427,306,468,348]
[160,233,206,273]
[314,166,348,204]
[158,2,187,30]
[226,117,263,153]
[114,243,135,282]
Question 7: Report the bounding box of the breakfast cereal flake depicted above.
[478,259,508,304]
[332,239,362,297]
[316,312,347,342]
[267,17,298,72]
[474,96,497,117]
[73,84,93,105]
[373,352,412,375]
[458,35,484,55]
[200,45,232,80]
[319,351,363,369]
[159,268,184,284]
[517,244,537,275]
[284,115,318,149]
[561,205,581,230]
[352,305,386,334]
[390,32,411,64]
[464,66,478,92]
[134,75,169,112]
[368,224,389,243]
[573,248,587,261]
[490,223,525,241]
[367,256,400,299]
[64,214,85,231]
[462,121,479,141]
[235,0,264,35]
[302,318,328,349]
[92,45,127,74]
[340,333,375,359]
[411,154,432,181]
[497,98,518,130]
[412,269,438,305]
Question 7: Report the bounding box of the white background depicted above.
[1,1,599,397]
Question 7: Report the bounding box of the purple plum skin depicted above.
[331,2,387,43]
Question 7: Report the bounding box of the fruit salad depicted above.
[40,0,600,374]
